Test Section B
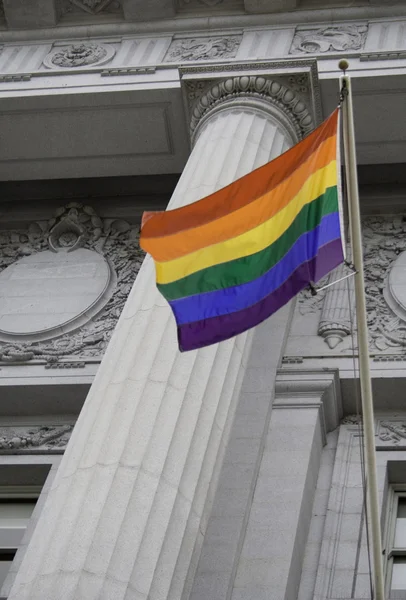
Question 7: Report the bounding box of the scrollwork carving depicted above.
[164,36,241,63]
[290,25,368,55]
[0,424,73,454]
[379,421,406,445]
[299,216,406,354]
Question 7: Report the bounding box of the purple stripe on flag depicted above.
[170,212,341,326]
[177,238,343,352]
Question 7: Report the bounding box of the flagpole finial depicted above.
[338,59,349,73]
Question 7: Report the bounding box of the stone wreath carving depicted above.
[0,202,144,364]
[164,36,241,63]
[186,75,313,142]
[0,425,73,454]
[43,43,115,69]
[290,24,368,55]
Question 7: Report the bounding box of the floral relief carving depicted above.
[379,421,406,446]
[0,425,73,454]
[43,43,115,69]
[299,216,406,354]
[164,36,241,63]
[290,24,368,55]
[0,202,144,364]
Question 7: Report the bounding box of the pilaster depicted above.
[231,370,342,600]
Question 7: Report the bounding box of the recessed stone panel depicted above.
[0,248,112,341]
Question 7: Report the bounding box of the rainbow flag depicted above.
[140,109,344,352]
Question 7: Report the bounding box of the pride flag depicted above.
[140,109,344,352]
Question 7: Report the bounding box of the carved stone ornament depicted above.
[0,202,144,364]
[164,36,241,63]
[0,424,73,454]
[290,24,368,55]
[378,421,406,446]
[298,216,406,354]
[43,43,115,69]
[341,414,362,425]
[185,74,314,143]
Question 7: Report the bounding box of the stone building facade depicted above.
[1,1,406,599]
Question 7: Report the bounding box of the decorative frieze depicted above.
[298,216,406,354]
[0,424,73,454]
[164,36,242,62]
[43,42,115,68]
[290,24,368,55]
[378,420,406,447]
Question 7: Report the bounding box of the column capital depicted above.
[180,60,322,145]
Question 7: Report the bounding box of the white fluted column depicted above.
[8,77,309,600]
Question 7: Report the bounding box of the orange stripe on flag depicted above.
[141,110,339,242]
[142,134,337,262]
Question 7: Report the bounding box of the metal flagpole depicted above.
[338,60,385,600]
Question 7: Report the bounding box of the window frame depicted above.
[384,485,406,598]
[0,486,41,596]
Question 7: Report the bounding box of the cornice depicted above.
[274,368,343,438]
[1,7,406,43]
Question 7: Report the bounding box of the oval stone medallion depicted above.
[0,248,112,341]
[384,251,406,322]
